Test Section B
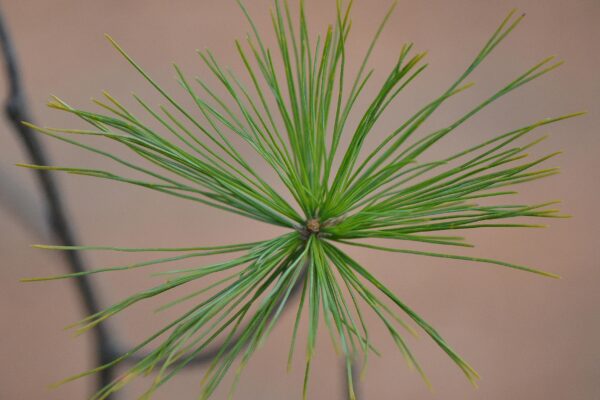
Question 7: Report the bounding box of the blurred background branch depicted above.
[0,5,119,397]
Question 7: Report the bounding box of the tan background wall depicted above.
[1,0,598,399]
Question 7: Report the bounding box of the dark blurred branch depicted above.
[344,359,361,400]
[0,6,119,398]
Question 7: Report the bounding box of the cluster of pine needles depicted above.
[21,0,582,398]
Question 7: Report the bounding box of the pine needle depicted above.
[23,1,582,398]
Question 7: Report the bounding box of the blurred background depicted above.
[1,0,598,399]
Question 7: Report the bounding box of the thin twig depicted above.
[343,359,361,400]
[0,6,119,399]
